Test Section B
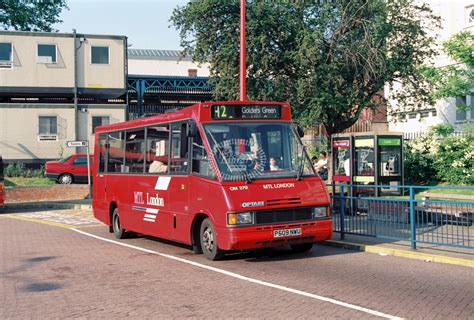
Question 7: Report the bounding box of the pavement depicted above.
[4,198,92,210]
[2,199,473,268]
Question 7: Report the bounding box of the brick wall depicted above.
[6,185,89,203]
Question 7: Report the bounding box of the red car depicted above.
[45,154,93,184]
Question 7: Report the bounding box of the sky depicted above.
[56,0,189,50]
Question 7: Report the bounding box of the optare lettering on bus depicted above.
[241,201,265,208]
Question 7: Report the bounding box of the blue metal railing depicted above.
[329,184,474,250]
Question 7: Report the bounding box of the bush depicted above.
[5,162,26,177]
[404,132,438,185]
[431,123,454,136]
[434,135,474,185]
[404,128,474,185]
[5,162,45,178]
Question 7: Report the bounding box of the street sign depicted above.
[66,141,88,147]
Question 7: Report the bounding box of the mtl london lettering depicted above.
[262,183,295,189]
[134,191,164,207]
[147,193,164,207]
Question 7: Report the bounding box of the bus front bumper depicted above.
[216,219,333,251]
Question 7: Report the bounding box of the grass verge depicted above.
[5,177,56,187]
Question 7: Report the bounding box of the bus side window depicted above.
[107,131,125,173]
[98,134,106,173]
[192,130,215,179]
[170,123,188,174]
[146,125,169,174]
[125,129,145,173]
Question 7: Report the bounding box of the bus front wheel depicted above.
[112,208,127,239]
[200,218,224,261]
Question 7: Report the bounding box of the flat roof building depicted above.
[0,30,128,163]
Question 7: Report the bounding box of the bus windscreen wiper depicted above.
[296,145,306,181]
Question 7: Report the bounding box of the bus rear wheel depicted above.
[112,208,127,239]
[200,218,224,261]
[290,243,314,253]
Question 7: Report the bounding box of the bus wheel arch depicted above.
[108,201,117,233]
[191,213,208,254]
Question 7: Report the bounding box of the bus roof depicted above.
[95,101,292,133]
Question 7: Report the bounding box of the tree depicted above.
[171,0,440,135]
[0,0,68,32]
[422,31,474,110]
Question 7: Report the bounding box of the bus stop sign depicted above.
[66,141,88,147]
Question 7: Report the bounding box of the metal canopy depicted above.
[127,75,213,119]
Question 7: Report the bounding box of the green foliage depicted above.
[171,0,440,135]
[434,135,474,185]
[0,0,68,32]
[422,31,474,103]
[5,163,45,178]
[404,132,438,185]
[5,177,55,187]
[404,129,474,185]
[430,123,454,136]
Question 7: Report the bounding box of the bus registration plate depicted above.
[273,228,302,238]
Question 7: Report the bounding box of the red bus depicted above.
[0,156,5,210]
[92,101,332,260]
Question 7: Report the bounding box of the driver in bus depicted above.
[269,157,280,171]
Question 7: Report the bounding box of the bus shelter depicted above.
[331,132,404,197]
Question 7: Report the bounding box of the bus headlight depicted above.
[227,212,254,226]
[312,207,328,219]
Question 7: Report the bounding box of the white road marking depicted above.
[71,228,403,320]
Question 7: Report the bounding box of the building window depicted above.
[188,69,198,77]
[420,111,429,118]
[408,113,417,119]
[432,110,437,117]
[0,42,12,68]
[37,44,57,63]
[468,7,474,24]
[91,46,109,64]
[92,116,110,133]
[39,116,58,134]
[455,96,467,121]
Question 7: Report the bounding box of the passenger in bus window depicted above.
[148,140,168,173]
[149,157,167,173]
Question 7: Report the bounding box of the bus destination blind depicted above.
[211,104,282,120]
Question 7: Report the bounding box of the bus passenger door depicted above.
[168,122,190,242]
[92,134,108,223]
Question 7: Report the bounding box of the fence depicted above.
[330,184,474,250]
[403,131,469,140]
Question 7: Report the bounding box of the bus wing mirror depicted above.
[296,125,304,138]
[187,122,198,138]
